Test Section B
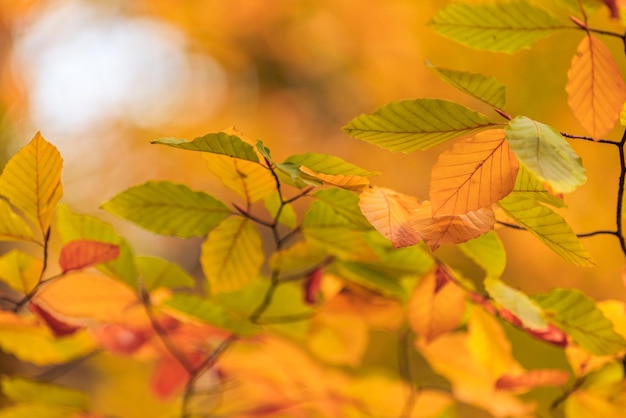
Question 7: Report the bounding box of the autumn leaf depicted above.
[0,132,63,234]
[485,277,547,330]
[430,129,519,216]
[458,231,506,278]
[567,35,626,139]
[0,250,42,294]
[496,369,570,391]
[298,166,370,191]
[29,302,82,337]
[59,240,120,273]
[0,199,35,242]
[152,131,261,163]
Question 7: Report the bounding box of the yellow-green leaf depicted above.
[505,116,586,194]
[299,167,370,192]
[102,180,232,237]
[152,132,260,163]
[534,289,626,355]
[264,192,297,229]
[307,188,372,230]
[430,129,519,216]
[0,250,42,294]
[0,132,63,233]
[284,153,379,177]
[269,240,328,273]
[0,404,82,418]
[331,261,406,299]
[201,217,263,293]
[498,195,595,267]
[135,256,195,291]
[428,1,562,53]
[0,199,34,242]
[2,376,88,409]
[509,165,567,208]
[485,277,547,330]
[428,62,507,108]
[303,227,378,261]
[343,99,496,153]
[458,231,506,278]
[567,35,626,139]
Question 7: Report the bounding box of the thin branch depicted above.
[12,226,52,312]
[615,131,626,256]
[232,203,275,228]
[497,221,619,240]
[560,131,620,146]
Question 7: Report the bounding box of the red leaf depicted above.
[151,351,204,399]
[303,267,323,305]
[602,0,619,18]
[28,302,82,337]
[59,240,120,272]
[92,323,149,355]
[498,308,568,348]
[496,369,570,390]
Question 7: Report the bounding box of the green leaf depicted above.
[428,62,506,108]
[102,181,232,238]
[201,217,263,293]
[499,195,595,267]
[364,232,434,277]
[0,250,42,294]
[203,154,276,203]
[509,165,567,208]
[558,0,602,14]
[505,116,586,194]
[269,240,328,273]
[304,189,372,230]
[484,277,547,330]
[56,205,138,287]
[2,376,88,409]
[343,99,496,153]
[534,289,626,355]
[0,199,35,242]
[303,227,378,261]
[255,140,273,161]
[136,256,195,291]
[284,153,379,177]
[331,261,407,300]
[428,1,562,53]
[264,192,297,229]
[458,231,506,278]
[152,132,260,163]
[163,293,257,336]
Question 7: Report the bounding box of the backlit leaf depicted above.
[458,231,506,278]
[567,35,626,139]
[498,195,595,266]
[428,63,507,108]
[534,288,626,355]
[163,293,257,336]
[485,277,547,330]
[509,165,567,208]
[496,369,570,390]
[343,99,496,153]
[102,181,232,238]
[299,167,370,192]
[0,199,34,242]
[59,240,120,273]
[428,1,562,53]
[307,309,368,367]
[505,116,586,194]
[284,153,378,177]
[558,0,602,14]
[0,132,63,233]
[264,192,297,229]
[303,227,378,261]
[330,261,406,299]
[2,376,89,409]
[0,250,42,294]
[269,240,328,273]
[307,188,372,230]
[56,205,138,287]
[152,132,260,163]
[201,217,263,293]
[430,129,519,216]
[621,101,626,126]
[408,268,466,343]
[135,256,195,291]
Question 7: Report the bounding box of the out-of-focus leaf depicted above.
[303,227,378,261]
[343,99,496,153]
[56,205,138,287]
[152,132,260,163]
[485,277,547,330]
[0,132,63,233]
[59,240,120,273]
[408,268,466,343]
[509,165,567,208]
[428,62,507,108]
[498,195,595,266]
[2,376,89,409]
[28,302,82,338]
[621,101,626,126]
[331,261,406,299]
[430,129,519,216]
[264,192,297,229]
[135,256,195,291]
[428,1,562,53]
[364,232,435,277]
[201,217,263,293]
[558,0,602,14]
[496,370,570,390]
[0,404,82,418]
[307,188,372,230]
[308,309,368,367]
[101,181,232,238]
[534,289,626,355]
[0,250,42,294]
[163,293,257,336]
[0,199,34,242]
[505,116,586,194]
[567,35,626,139]
[269,240,328,273]
[458,231,506,278]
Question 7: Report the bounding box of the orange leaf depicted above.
[408,266,466,343]
[496,369,570,391]
[430,129,518,216]
[299,166,370,192]
[567,35,626,139]
[59,240,120,272]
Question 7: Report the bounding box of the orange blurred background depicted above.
[1,0,625,302]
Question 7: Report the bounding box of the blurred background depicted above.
[1,0,625,303]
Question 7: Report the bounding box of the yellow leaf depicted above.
[565,388,626,418]
[408,268,466,343]
[308,309,368,367]
[201,217,263,293]
[299,166,370,192]
[0,199,35,242]
[431,129,519,216]
[0,132,63,233]
[0,250,42,294]
[567,35,626,139]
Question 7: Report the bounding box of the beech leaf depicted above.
[298,167,370,192]
[135,256,195,291]
[284,153,379,177]
[498,195,595,267]
[428,1,562,53]
[59,240,120,273]
[458,231,506,278]
[102,181,232,238]
[428,63,507,108]
[430,129,519,216]
[0,132,63,233]
[534,288,626,355]
[495,369,570,391]
[152,132,260,163]
[0,199,35,242]
[505,116,586,194]
[509,165,567,208]
[343,99,496,153]
[0,250,42,294]
[567,35,626,139]
[264,192,297,229]
[1,376,89,409]
[201,217,263,293]
[484,277,547,330]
